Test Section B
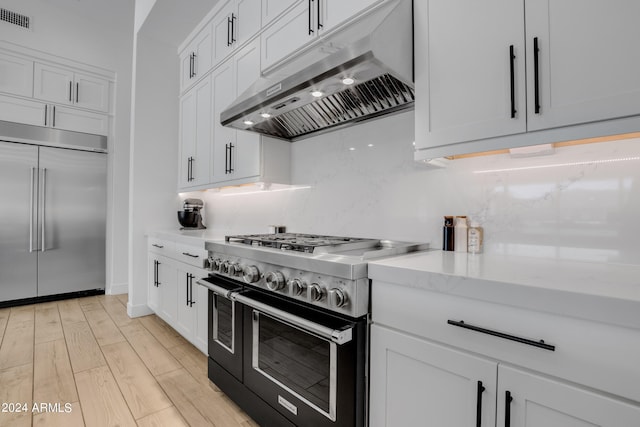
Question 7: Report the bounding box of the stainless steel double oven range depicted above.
[197,233,427,427]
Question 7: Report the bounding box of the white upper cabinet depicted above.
[261,1,313,70]
[179,76,212,190]
[319,0,380,34]
[0,52,33,97]
[415,0,526,148]
[51,105,109,135]
[0,95,46,127]
[212,0,261,66]
[180,23,213,93]
[262,0,301,27]
[525,0,640,131]
[415,0,640,157]
[33,63,109,112]
[261,0,380,70]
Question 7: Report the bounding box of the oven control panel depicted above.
[206,252,369,318]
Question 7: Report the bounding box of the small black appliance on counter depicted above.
[177,198,206,229]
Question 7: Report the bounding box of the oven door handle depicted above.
[196,279,234,298]
[233,293,353,345]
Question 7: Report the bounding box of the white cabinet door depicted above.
[211,59,236,183]
[261,0,315,70]
[370,325,497,427]
[231,40,261,181]
[178,77,211,190]
[262,0,302,27]
[34,63,74,106]
[497,365,640,427]
[158,257,178,325]
[320,0,379,34]
[213,0,237,65]
[52,105,109,136]
[236,0,261,47]
[180,22,213,92]
[414,0,526,150]
[74,72,109,112]
[0,95,46,127]
[194,282,209,354]
[175,267,196,340]
[0,52,33,97]
[179,89,197,188]
[525,0,640,131]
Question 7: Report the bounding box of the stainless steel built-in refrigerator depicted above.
[0,121,106,304]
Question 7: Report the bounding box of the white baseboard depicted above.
[128,302,153,318]
[107,282,128,295]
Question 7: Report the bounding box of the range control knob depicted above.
[220,261,230,274]
[243,265,260,283]
[230,263,243,276]
[289,279,306,296]
[211,258,222,271]
[328,288,348,308]
[265,271,286,291]
[309,284,324,301]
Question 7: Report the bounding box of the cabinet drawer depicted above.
[372,281,640,403]
[148,238,175,256]
[175,243,208,268]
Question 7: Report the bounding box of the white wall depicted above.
[193,111,640,266]
[127,29,181,317]
[0,0,134,293]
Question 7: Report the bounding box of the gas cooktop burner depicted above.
[225,233,379,253]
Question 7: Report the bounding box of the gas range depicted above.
[205,233,428,318]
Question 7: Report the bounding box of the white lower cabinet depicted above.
[370,324,496,427]
[371,324,640,427]
[498,366,640,427]
[147,237,209,354]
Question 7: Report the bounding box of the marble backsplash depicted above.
[185,111,640,266]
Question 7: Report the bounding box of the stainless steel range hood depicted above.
[220,0,413,141]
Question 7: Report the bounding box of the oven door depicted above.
[235,289,366,427]
[197,275,244,381]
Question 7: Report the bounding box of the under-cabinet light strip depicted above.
[474,157,640,174]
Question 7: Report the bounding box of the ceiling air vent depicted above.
[0,8,31,30]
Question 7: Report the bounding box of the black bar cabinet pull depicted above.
[505,391,513,427]
[186,273,190,305]
[182,252,199,258]
[476,381,485,427]
[317,0,322,29]
[308,0,314,34]
[227,16,232,46]
[224,143,229,174]
[52,106,56,127]
[192,53,197,77]
[447,320,555,351]
[69,81,72,101]
[231,13,236,43]
[44,104,47,126]
[228,143,234,173]
[152,243,164,249]
[76,82,79,103]
[189,274,195,306]
[509,45,516,118]
[533,37,540,114]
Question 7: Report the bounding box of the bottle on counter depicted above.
[454,216,468,252]
[468,220,484,254]
[442,216,455,251]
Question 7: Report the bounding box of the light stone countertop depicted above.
[369,250,640,329]
[147,228,226,247]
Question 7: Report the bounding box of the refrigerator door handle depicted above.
[29,167,36,252]
[41,167,47,252]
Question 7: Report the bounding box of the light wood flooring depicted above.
[0,294,258,427]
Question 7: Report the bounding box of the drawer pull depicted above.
[152,244,164,249]
[476,380,485,427]
[447,320,555,351]
[182,252,199,258]
[504,390,513,427]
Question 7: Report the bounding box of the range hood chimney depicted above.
[220,0,413,141]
